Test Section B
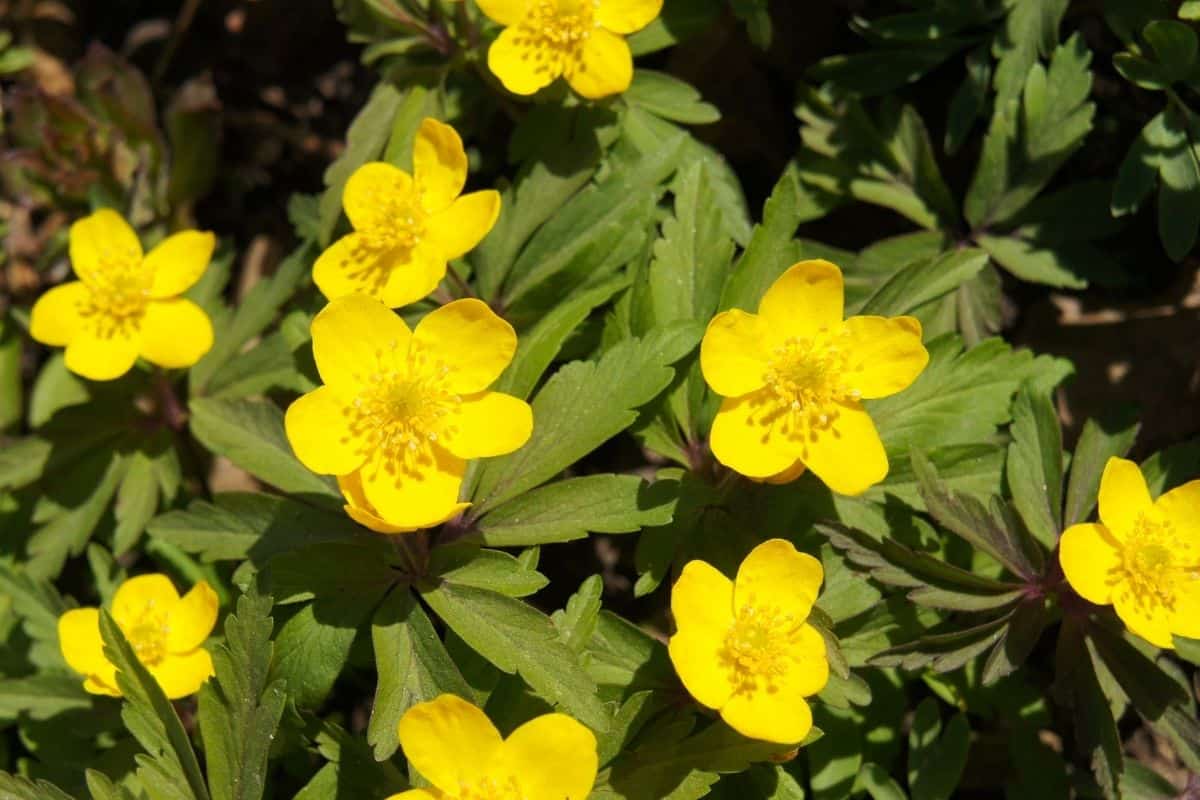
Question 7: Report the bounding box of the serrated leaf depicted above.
[271,597,375,709]
[625,70,720,124]
[552,575,604,655]
[0,673,93,721]
[980,598,1050,685]
[1086,626,1188,722]
[0,772,77,800]
[992,0,1069,104]
[430,547,548,598]
[1006,382,1064,548]
[113,452,159,556]
[872,613,1012,673]
[858,248,988,317]
[1064,414,1140,527]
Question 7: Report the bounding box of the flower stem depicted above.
[154,370,189,432]
[445,264,477,299]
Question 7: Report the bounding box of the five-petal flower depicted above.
[668,539,829,744]
[58,574,218,699]
[313,118,500,309]
[386,694,597,800]
[285,293,532,532]
[479,0,662,99]
[1059,456,1200,648]
[29,209,215,381]
[700,259,929,496]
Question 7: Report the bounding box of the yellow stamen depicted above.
[720,603,800,695]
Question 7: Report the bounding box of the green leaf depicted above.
[1140,436,1200,496]
[0,316,22,432]
[808,47,964,98]
[420,580,610,732]
[188,397,338,498]
[626,0,722,55]
[1156,107,1200,261]
[475,475,675,547]
[98,610,210,800]
[858,249,988,317]
[1006,382,1064,548]
[270,598,374,709]
[625,71,720,124]
[366,589,472,761]
[265,541,401,605]
[198,589,287,800]
[0,773,77,800]
[907,700,968,800]
[86,769,137,800]
[860,763,908,800]
[979,598,1050,685]
[1119,762,1179,800]
[0,673,93,721]
[872,613,1012,673]
[429,547,549,598]
[1145,20,1198,82]
[992,0,1069,104]
[472,323,701,513]
[975,234,1088,288]
[113,452,159,556]
[1087,626,1188,722]
[0,562,70,663]
[552,575,604,655]
[1061,621,1124,799]
[1064,414,1140,527]
[945,46,990,154]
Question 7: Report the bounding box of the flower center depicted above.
[514,0,596,76]
[760,332,856,432]
[77,248,152,338]
[341,188,429,294]
[456,776,525,800]
[720,604,798,694]
[122,609,169,666]
[1116,513,1194,612]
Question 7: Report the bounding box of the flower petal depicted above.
[360,446,467,531]
[139,298,214,369]
[839,315,928,400]
[147,649,214,699]
[1058,523,1122,606]
[1113,591,1175,649]
[786,623,831,696]
[411,299,517,393]
[756,260,844,338]
[166,581,218,654]
[491,713,598,800]
[759,460,806,485]
[145,231,215,298]
[285,386,365,476]
[425,190,501,260]
[414,119,469,213]
[398,695,502,793]
[1154,478,1200,543]
[720,685,814,745]
[668,627,735,710]
[700,310,770,398]
[338,471,464,534]
[734,539,823,620]
[83,674,121,697]
[343,162,414,231]
[1170,584,1200,640]
[30,282,90,347]
[58,608,109,678]
[64,329,140,381]
[671,560,734,637]
[1098,457,1154,540]
[566,27,633,99]
[795,401,887,496]
[596,0,662,33]
[709,391,798,479]
[113,574,180,630]
[310,293,410,393]
[69,209,143,284]
[476,0,526,25]
[313,233,396,303]
[384,793,438,800]
[488,26,559,96]
[441,391,532,459]
[380,242,447,309]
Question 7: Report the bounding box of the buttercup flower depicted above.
[668,539,829,744]
[58,574,217,699]
[285,294,532,532]
[1059,457,1200,648]
[700,259,928,496]
[386,694,597,800]
[29,209,215,381]
[314,118,500,309]
[478,0,661,99]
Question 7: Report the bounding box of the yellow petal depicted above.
[398,694,502,793]
[1154,478,1200,543]
[148,649,214,699]
[1170,585,1200,640]
[709,391,798,479]
[338,471,463,534]
[166,581,218,654]
[360,446,467,531]
[384,793,438,800]
[786,622,831,696]
[1113,590,1175,649]
[313,233,397,303]
[1058,523,1122,606]
[380,242,447,309]
[699,310,770,398]
[30,282,90,347]
[58,608,109,677]
[476,0,525,25]
[720,685,814,745]
[440,391,532,460]
[83,674,121,697]
[734,539,823,620]
[671,560,734,637]
[796,401,887,496]
[64,328,140,381]
[310,293,410,393]
[488,26,559,96]
[492,713,598,800]
[566,27,633,99]
[145,231,215,298]
[411,299,517,393]
[69,209,143,284]
[285,386,365,476]
[839,315,929,400]
[414,119,469,213]
[668,627,735,710]
[1097,457,1154,540]
[596,0,662,33]
[757,260,844,338]
[113,574,180,630]
[343,162,414,231]
[426,190,501,260]
[139,298,214,369]
[759,460,806,485]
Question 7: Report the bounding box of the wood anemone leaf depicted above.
[980,597,1052,685]
[871,612,1014,673]
[1086,624,1189,722]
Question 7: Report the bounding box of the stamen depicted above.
[513,0,596,79]
[720,603,802,695]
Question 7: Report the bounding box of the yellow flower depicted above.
[314,118,500,309]
[1059,457,1200,649]
[58,574,218,699]
[285,294,532,532]
[700,259,928,496]
[478,0,661,99]
[386,694,598,800]
[29,209,215,381]
[668,539,829,744]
